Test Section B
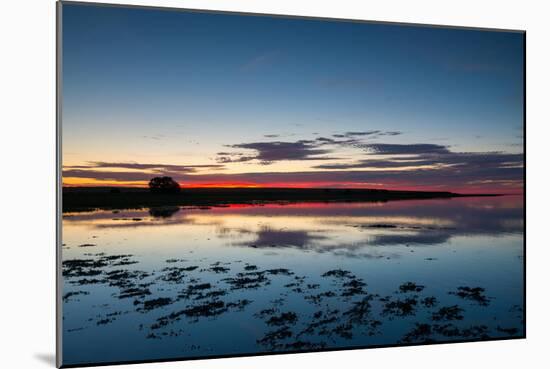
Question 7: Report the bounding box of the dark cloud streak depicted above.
[218,140,339,164]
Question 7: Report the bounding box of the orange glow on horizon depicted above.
[182,182,262,188]
[62,179,523,195]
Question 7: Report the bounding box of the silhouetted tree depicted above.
[148,176,181,193]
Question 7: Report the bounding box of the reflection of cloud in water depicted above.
[330,249,401,260]
[368,231,451,246]
[63,196,523,252]
[234,226,327,248]
[63,208,225,229]
[213,197,522,253]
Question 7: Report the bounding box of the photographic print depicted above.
[58,1,525,367]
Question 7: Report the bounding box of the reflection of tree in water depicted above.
[148,206,180,218]
[62,251,523,353]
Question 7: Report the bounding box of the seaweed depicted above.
[62,291,90,302]
[398,282,425,293]
[304,291,336,305]
[431,305,464,321]
[449,287,490,306]
[383,298,418,318]
[266,312,298,326]
[118,287,151,299]
[265,268,294,276]
[223,272,270,290]
[401,323,433,343]
[497,326,519,335]
[141,297,173,311]
[226,299,253,311]
[322,269,353,279]
[421,296,438,308]
[209,266,230,273]
[341,278,367,297]
[257,327,293,347]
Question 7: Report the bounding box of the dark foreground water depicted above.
[61,196,524,366]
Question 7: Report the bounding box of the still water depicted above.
[61,196,524,365]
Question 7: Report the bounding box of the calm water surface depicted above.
[61,196,524,365]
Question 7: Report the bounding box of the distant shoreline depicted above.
[61,187,502,212]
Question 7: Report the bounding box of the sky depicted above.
[61,3,524,193]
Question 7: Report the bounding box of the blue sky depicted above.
[62,3,524,192]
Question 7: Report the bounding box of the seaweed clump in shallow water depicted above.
[341,278,367,297]
[209,266,230,273]
[304,291,336,305]
[266,312,298,326]
[62,259,106,277]
[104,269,150,288]
[398,282,425,293]
[62,291,90,302]
[433,323,489,339]
[431,305,464,321]
[178,283,213,299]
[141,297,173,311]
[257,326,293,349]
[118,287,151,299]
[421,296,438,308]
[449,286,491,306]
[401,323,433,343]
[322,269,353,279]
[382,297,418,318]
[223,271,270,290]
[159,265,198,284]
[177,300,227,318]
[497,326,520,335]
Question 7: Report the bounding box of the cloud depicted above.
[315,159,437,170]
[312,142,523,192]
[63,134,523,193]
[360,143,450,155]
[67,161,225,173]
[63,163,524,192]
[330,131,402,140]
[241,51,280,71]
[316,151,523,170]
[63,162,226,182]
[217,132,409,165]
[142,134,165,140]
[216,155,257,164]
[219,140,338,164]
[62,169,150,182]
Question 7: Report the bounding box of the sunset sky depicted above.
[62,3,524,193]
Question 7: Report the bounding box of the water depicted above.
[61,196,524,366]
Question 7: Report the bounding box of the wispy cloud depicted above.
[67,161,224,172]
[240,50,280,71]
[333,130,402,139]
[63,162,225,182]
